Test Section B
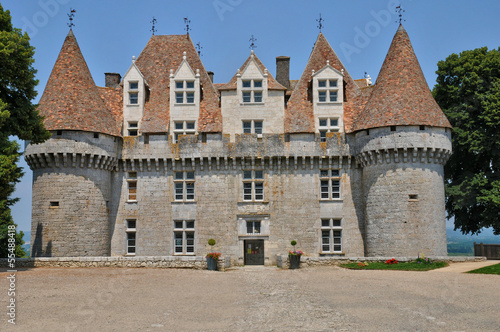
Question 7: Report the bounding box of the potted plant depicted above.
[288,240,303,269]
[206,239,220,271]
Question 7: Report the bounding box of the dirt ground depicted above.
[1,262,499,331]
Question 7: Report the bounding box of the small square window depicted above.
[50,201,59,207]
[243,170,252,179]
[175,81,184,89]
[186,122,195,130]
[186,171,195,180]
[186,81,194,89]
[175,172,184,180]
[333,219,341,227]
[319,119,327,127]
[129,82,138,90]
[254,170,263,179]
[318,80,327,88]
[186,221,195,229]
[175,122,184,130]
[129,122,138,128]
[254,91,262,102]
[322,219,330,227]
[128,129,138,136]
[93,133,99,139]
[242,80,251,88]
[243,92,251,103]
[329,80,338,87]
[127,219,136,229]
[129,92,138,104]
[319,91,327,102]
[391,126,396,132]
[254,80,262,88]
[330,119,338,127]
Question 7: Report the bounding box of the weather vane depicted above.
[151,17,157,35]
[184,17,191,34]
[196,42,203,57]
[67,8,76,28]
[249,35,257,50]
[395,5,406,24]
[316,13,324,32]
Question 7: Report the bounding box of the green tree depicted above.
[0,4,50,257]
[433,47,500,235]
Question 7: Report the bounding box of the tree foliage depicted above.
[433,47,500,235]
[0,4,50,257]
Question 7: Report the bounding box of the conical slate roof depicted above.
[286,32,361,133]
[135,34,221,133]
[351,25,451,132]
[38,30,122,136]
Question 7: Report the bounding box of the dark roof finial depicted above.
[316,13,324,32]
[249,35,257,50]
[395,5,406,24]
[196,42,203,57]
[151,17,157,35]
[184,17,191,34]
[67,8,76,28]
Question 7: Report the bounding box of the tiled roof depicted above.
[135,34,221,133]
[219,51,286,91]
[38,30,122,136]
[98,87,123,135]
[351,25,452,132]
[285,33,361,133]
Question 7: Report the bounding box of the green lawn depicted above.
[467,263,500,275]
[340,261,448,271]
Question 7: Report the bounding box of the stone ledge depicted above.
[0,256,229,271]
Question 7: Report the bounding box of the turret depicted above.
[352,25,452,257]
[25,30,121,257]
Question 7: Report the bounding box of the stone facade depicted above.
[26,25,452,265]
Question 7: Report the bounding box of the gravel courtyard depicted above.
[2,263,499,331]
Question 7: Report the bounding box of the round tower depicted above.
[27,29,122,257]
[352,25,452,257]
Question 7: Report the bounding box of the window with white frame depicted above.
[242,120,263,135]
[127,172,137,201]
[321,218,342,253]
[320,169,341,200]
[128,81,139,105]
[318,118,339,142]
[243,170,264,201]
[174,171,195,201]
[242,79,263,103]
[173,121,196,143]
[173,220,195,254]
[318,79,339,102]
[128,121,138,136]
[246,220,261,234]
[174,80,195,104]
[126,219,136,255]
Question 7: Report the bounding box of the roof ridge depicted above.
[350,25,451,132]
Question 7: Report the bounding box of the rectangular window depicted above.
[173,220,195,255]
[321,218,342,253]
[253,80,262,88]
[129,82,138,90]
[174,171,195,201]
[317,79,339,103]
[242,120,263,135]
[246,221,261,234]
[175,81,184,89]
[128,122,138,136]
[126,218,137,255]
[242,92,251,103]
[173,121,196,143]
[254,91,262,103]
[320,169,341,200]
[129,92,138,105]
[176,92,184,104]
[243,170,264,201]
[318,117,340,142]
[186,92,195,103]
[242,80,251,88]
[127,172,137,201]
[186,81,195,89]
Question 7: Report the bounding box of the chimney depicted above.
[276,56,290,90]
[105,73,121,88]
[207,71,214,83]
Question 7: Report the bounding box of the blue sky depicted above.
[3,0,500,233]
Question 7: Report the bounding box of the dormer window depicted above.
[318,79,338,102]
[243,120,263,135]
[173,121,196,143]
[129,82,139,90]
[175,80,196,104]
[128,81,139,105]
[128,122,138,136]
[242,79,263,103]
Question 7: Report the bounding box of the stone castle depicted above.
[26,24,452,265]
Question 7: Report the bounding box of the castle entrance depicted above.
[244,239,264,265]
